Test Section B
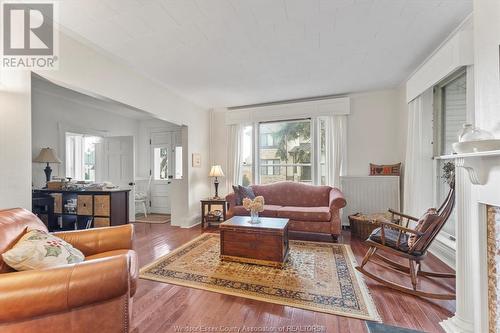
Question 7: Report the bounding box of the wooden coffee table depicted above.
[219,216,289,268]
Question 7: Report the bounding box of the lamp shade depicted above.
[33,147,62,164]
[209,165,224,177]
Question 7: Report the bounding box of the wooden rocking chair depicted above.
[355,180,456,300]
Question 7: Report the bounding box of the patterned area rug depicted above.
[140,233,380,321]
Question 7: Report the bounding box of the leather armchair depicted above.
[0,208,138,333]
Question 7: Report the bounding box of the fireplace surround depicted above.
[439,154,500,333]
[487,206,500,333]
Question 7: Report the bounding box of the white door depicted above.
[149,131,180,214]
[95,136,135,219]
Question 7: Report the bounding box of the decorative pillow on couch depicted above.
[232,185,256,205]
[2,229,84,271]
[370,163,401,176]
[408,208,438,247]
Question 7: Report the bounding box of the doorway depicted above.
[31,74,185,226]
[148,131,182,214]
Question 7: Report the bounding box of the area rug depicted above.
[139,233,380,321]
[134,214,170,224]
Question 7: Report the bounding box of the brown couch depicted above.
[226,182,346,240]
[0,208,138,333]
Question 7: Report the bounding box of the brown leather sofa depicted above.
[226,181,347,240]
[0,208,138,333]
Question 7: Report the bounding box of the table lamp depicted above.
[209,165,224,199]
[33,147,62,183]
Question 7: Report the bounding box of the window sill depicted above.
[429,233,456,269]
[436,233,456,250]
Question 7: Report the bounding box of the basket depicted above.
[348,212,393,240]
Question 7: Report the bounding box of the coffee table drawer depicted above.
[222,241,282,262]
[223,229,281,247]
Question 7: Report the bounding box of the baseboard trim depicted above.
[180,215,202,228]
[182,221,201,229]
[429,235,456,270]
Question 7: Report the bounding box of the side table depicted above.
[200,198,227,230]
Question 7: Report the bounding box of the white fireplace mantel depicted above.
[436,150,500,185]
[438,150,500,333]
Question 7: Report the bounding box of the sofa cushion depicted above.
[368,227,422,256]
[231,204,282,217]
[408,208,439,248]
[277,206,331,222]
[252,182,331,207]
[2,229,85,271]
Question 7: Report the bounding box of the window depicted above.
[433,70,467,239]
[436,71,468,156]
[258,120,312,185]
[153,147,169,180]
[260,133,276,148]
[65,133,101,181]
[260,159,280,176]
[174,146,183,179]
[236,117,342,186]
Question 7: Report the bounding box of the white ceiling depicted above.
[56,0,472,108]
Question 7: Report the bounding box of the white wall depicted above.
[474,1,500,136]
[0,29,210,227]
[347,89,404,176]
[456,2,500,332]
[31,79,140,189]
[0,71,32,209]
[210,88,405,195]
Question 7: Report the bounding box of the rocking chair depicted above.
[356,180,456,300]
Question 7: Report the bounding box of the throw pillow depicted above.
[370,163,401,176]
[232,185,242,205]
[238,185,256,201]
[232,185,256,206]
[408,208,438,248]
[2,229,85,271]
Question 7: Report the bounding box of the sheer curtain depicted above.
[225,124,242,193]
[326,115,347,188]
[403,89,434,217]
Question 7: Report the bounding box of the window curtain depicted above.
[326,115,347,188]
[403,89,434,217]
[225,124,242,193]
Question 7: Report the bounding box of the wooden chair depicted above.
[355,180,456,300]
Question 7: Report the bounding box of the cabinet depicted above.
[94,195,110,216]
[33,189,130,231]
[77,195,93,215]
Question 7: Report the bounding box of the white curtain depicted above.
[326,115,347,188]
[225,124,242,193]
[403,89,434,217]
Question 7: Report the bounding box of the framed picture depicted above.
[192,153,201,167]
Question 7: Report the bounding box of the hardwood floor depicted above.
[131,222,455,333]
